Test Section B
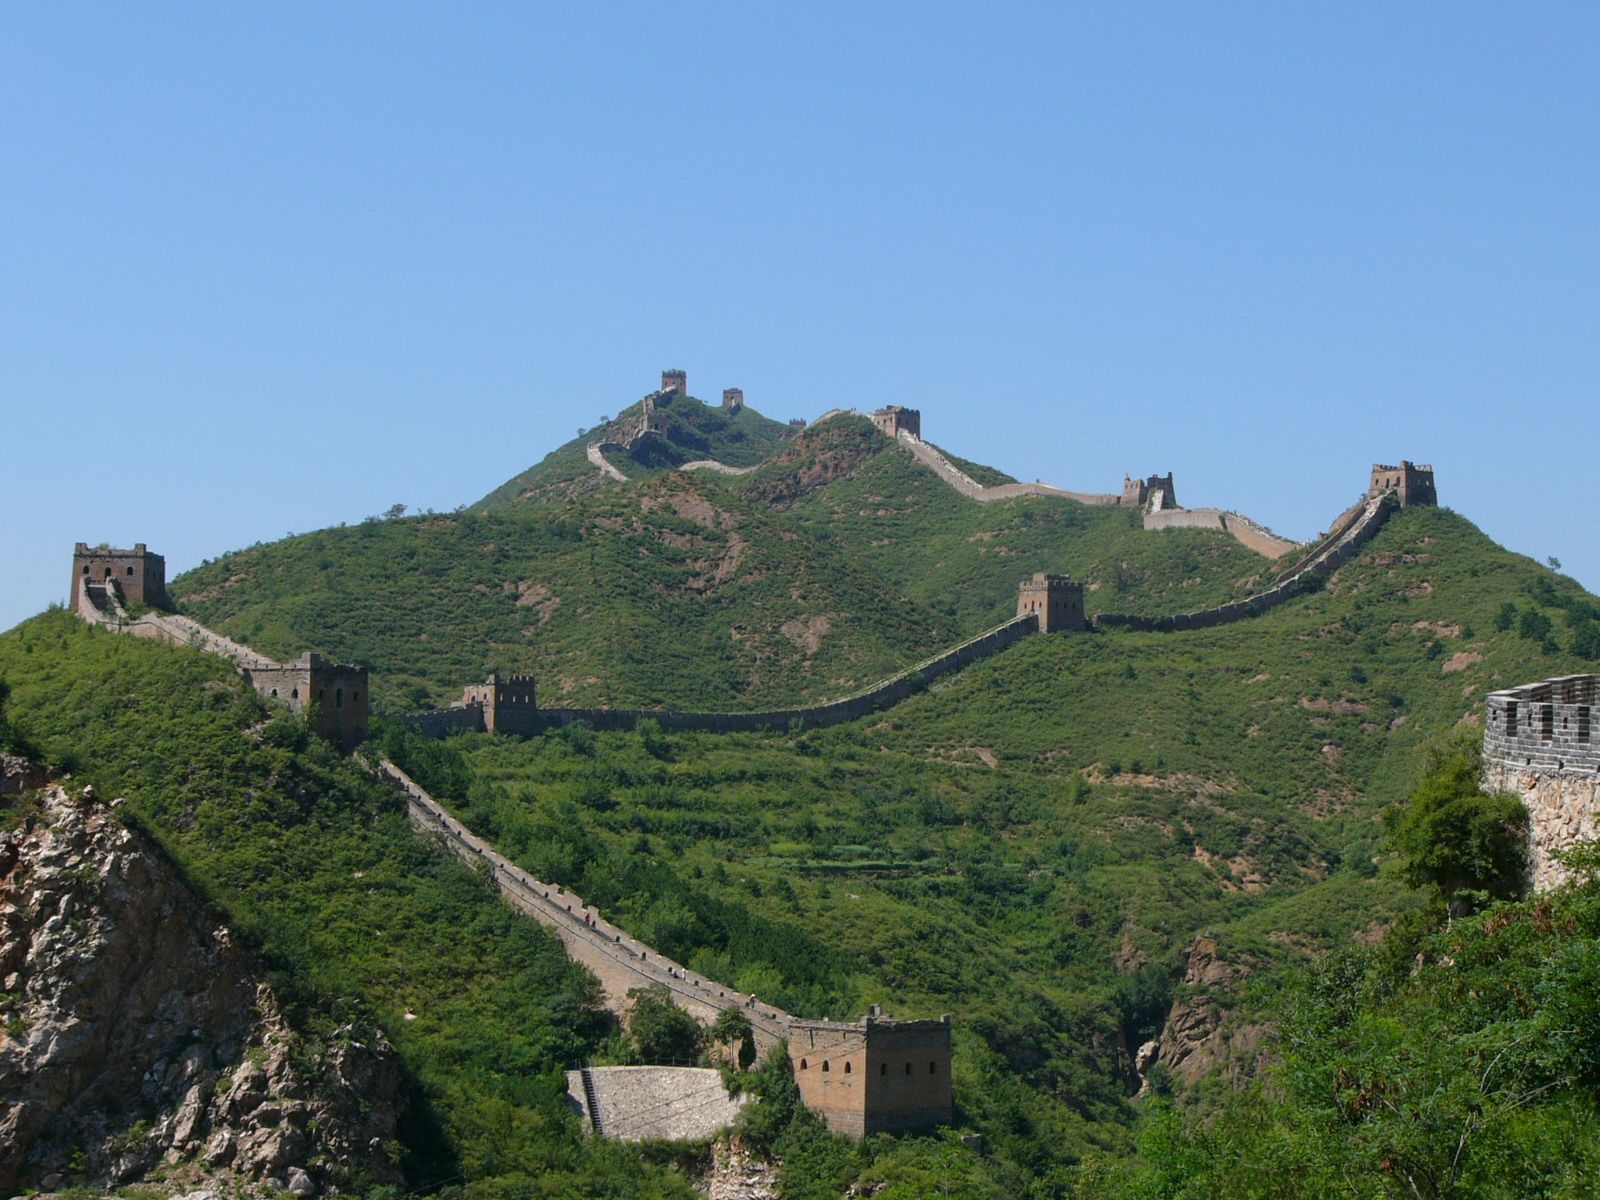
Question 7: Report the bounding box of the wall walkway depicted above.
[378,759,798,1051]
[1096,493,1395,633]
[587,441,630,482]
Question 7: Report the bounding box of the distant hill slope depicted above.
[475,390,798,510]
[172,472,959,712]
[732,415,1274,629]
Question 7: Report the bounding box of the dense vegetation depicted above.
[12,409,1600,1196]
[0,614,705,1198]
[1079,749,1600,1199]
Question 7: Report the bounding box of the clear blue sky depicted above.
[4,3,1597,633]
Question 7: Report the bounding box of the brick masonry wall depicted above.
[564,1067,750,1142]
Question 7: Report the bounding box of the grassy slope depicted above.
[0,612,700,1198]
[173,472,959,713]
[474,392,796,510]
[404,505,1599,1186]
[735,417,1275,630]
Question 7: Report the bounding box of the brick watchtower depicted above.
[789,1009,953,1138]
[722,387,744,413]
[661,369,687,396]
[71,542,170,612]
[1369,461,1437,507]
[870,406,921,440]
[460,671,540,735]
[1017,573,1086,632]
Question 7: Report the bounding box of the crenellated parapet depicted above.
[1483,675,1600,891]
[1370,461,1436,507]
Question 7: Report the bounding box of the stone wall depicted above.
[790,1012,953,1138]
[383,761,797,1052]
[71,542,170,612]
[1142,508,1302,559]
[565,1067,750,1142]
[1483,676,1600,891]
[1097,493,1395,634]
[534,615,1037,735]
[898,435,1122,506]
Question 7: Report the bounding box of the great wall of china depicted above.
[64,400,1443,1141]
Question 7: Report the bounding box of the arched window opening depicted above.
[271,688,278,697]
[126,566,134,575]
[799,1058,808,1070]
[929,1062,938,1074]
[843,1062,852,1074]
[335,687,344,709]
[904,1063,913,1075]
[821,1061,830,1072]
[353,691,361,703]
[880,1062,887,1075]
[291,688,299,700]
[82,566,89,574]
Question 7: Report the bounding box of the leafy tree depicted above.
[1383,734,1527,914]
[626,986,704,1063]
[710,1008,757,1071]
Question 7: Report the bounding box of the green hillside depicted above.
[475,389,797,511]
[377,504,1600,1188]
[173,472,959,713]
[732,415,1275,628]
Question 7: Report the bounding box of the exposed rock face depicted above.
[0,752,47,797]
[1151,935,1267,1088]
[0,780,402,1193]
[701,1136,780,1200]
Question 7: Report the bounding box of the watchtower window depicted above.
[271,688,278,697]
[822,1061,830,1073]
[905,1062,913,1075]
[1579,707,1592,743]
[880,1062,887,1075]
[799,1058,808,1070]
[1541,705,1554,740]
[353,691,361,703]
[1506,703,1518,738]
[126,566,134,575]
[82,566,89,574]
[930,1062,937,1074]
[291,687,299,700]
[335,687,344,709]
[844,1062,852,1074]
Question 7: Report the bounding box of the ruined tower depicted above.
[71,542,170,612]
[789,1009,953,1138]
[460,672,540,736]
[1121,473,1177,511]
[661,369,687,396]
[1369,461,1437,507]
[870,406,921,440]
[1017,573,1086,632]
[241,653,370,751]
[722,387,744,413]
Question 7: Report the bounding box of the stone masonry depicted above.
[870,405,921,440]
[789,1007,953,1138]
[71,543,170,612]
[1016,573,1086,632]
[1483,675,1600,891]
[661,369,687,396]
[722,387,744,413]
[1369,461,1437,507]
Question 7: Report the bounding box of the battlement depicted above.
[1369,461,1436,507]
[1484,675,1599,774]
[1017,572,1086,632]
[1122,473,1177,511]
[789,1006,953,1138]
[459,671,541,735]
[72,542,169,612]
[722,387,743,413]
[660,369,687,395]
[870,406,921,440]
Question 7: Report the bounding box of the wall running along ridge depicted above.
[378,758,798,1050]
[1483,675,1600,892]
[1142,508,1301,559]
[1093,493,1395,633]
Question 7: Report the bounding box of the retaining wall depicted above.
[1096,494,1394,634]
[565,1067,750,1142]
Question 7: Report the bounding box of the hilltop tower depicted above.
[1369,461,1436,507]
[789,1009,953,1138]
[722,387,744,413]
[71,542,169,613]
[1121,473,1177,511]
[870,406,921,440]
[661,369,687,396]
[1017,573,1086,632]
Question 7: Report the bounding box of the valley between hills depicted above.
[5,382,1600,1199]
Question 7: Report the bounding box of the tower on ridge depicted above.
[1017,573,1086,632]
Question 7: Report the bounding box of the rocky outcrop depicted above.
[1,752,47,797]
[1149,935,1267,1089]
[701,1137,780,1200]
[0,778,402,1194]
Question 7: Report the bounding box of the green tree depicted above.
[711,1008,757,1071]
[626,986,705,1063]
[1383,733,1528,914]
